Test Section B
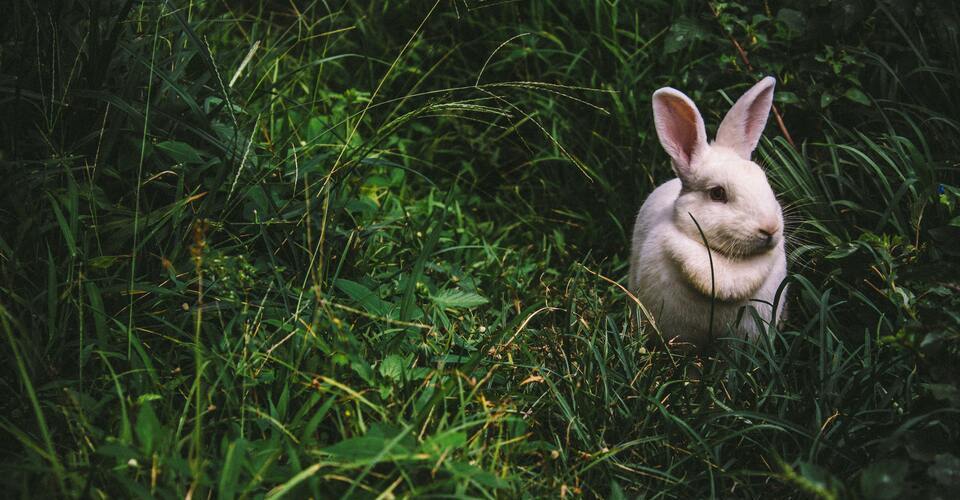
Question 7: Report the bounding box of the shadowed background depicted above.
[1,1,958,497]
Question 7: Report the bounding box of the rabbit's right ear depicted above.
[715,77,775,160]
[652,87,707,181]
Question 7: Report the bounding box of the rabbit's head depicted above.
[652,77,783,259]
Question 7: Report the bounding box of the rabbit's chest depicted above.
[635,249,753,341]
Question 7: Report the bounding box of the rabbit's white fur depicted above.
[629,77,787,347]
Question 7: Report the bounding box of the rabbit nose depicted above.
[758,228,775,246]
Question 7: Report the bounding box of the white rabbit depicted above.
[629,77,787,348]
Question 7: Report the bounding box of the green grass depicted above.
[1,1,959,498]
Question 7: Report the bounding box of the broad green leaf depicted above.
[96,442,138,461]
[47,195,77,257]
[379,354,405,381]
[220,438,248,500]
[135,402,162,455]
[421,431,466,455]
[610,480,627,500]
[777,8,807,35]
[321,424,412,461]
[775,91,801,104]
[820,92,836,109]
[825,243,858,259]
[84,281,109,347]
[87,255,122,269]
[334,279,393,316]
[797,461,841,496]
[351,357,375,384]
[136,394,162,404]
[156,140,203,164]
[431,289,489,309]
[665,17,707,55]
[322,436,393,460]
[844,87,871,106]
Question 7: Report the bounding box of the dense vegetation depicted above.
[1,0,958,497]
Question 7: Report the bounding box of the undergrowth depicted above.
[1,1,958,498]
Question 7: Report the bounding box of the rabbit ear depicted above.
[715,76,776,159]
[652,87,707,180]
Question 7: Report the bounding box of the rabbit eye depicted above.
[708,186,727,202]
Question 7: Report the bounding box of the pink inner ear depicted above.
[662,98,699,162]
[715,77,776,159]
[653,90,706,176]
[743,91,773,141]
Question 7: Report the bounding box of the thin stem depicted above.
[708,2,796,148]
[689,213,716,346]
[127,3,163,359]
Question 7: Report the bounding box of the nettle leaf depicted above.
[379,354,405,381]
[665,17,708,55]
[156,140,203,164]
[431,289,489,309]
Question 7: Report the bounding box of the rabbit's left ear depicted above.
[715,76,776,159]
